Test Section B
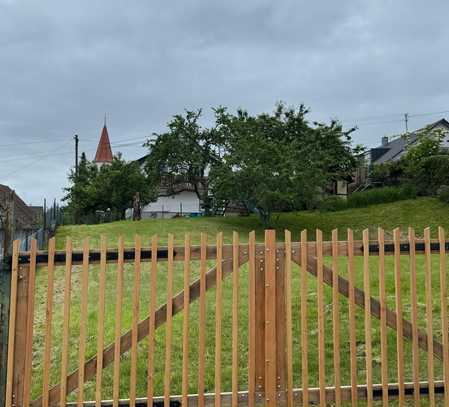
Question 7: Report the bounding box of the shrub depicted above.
[319,185,417,211]
[411,154,449,195]
[438,185,449,204]
[370,160,406,186]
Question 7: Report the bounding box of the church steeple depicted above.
[94,120,113,164]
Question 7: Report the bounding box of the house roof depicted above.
[94,125,113,163]
[0,185,39,230]
[371,118,449,164]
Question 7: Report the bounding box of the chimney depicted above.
[381,136,389,146]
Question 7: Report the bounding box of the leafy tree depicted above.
[144,110,219,215]
[64,154,153,223]
[63,153,98,223]
[211,104,360,225]
[403,126,446,173]
[92,155,154,219]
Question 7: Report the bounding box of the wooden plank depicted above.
[264,230,276,407]
[130,236,142,407]
[96,236,107,407]
[232,232,239,407]
[247,231,256,407]
[62,380,449,407]
[408,228,420,406]
[5,240,20,407]
[393,228,405,406]
[147,236,159,407]
[331,229,341,407]
[300,230,309,407]
[113,237,125,407]
[438,227,449,407]
[316,229,326,407]
[31,254,249,407]
[182,234,190,407]
[284,230,293,407]
[424,227,435,407]
[77,238,90,406]
[198,233,207,407]
[24,237,449,267]
[214,233,223,407]
[362,229,373,407]
[60,238,73,406]
[347,229,357,407]
[254,238,265,404]
[164,235,175,407]
[23,239,37,407]
[42,238,56,407]
[378,228,388,407]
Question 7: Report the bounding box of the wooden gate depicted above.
[2,228,449,406]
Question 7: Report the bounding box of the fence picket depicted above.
[300,230,309,407]
[23,239,37,407]
[439,227,449,407]
[182,234,190,407]
[147,235,159,406]
[214,233,223,407]
[248,231,256,407]
[232,232,239,407]
[393,228,405,406]
[424,228,435,407]
[96,235,107,407]
[284,230,293,407]
[59,238,73,406]
[264,230,276,407]
[77,238,90,406]
[331,229,341,407]
[42,238,55,407]
[409,227,420,406]
[378,228,388,407]
[113,236,124,407]
[5,240,20,407]
[316,230,326,407]
[362,229,373,407]
[198,233,207,407]
[347,229,357,407]
[164,234,175,407]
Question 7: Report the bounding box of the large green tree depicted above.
[64,154,153,223]
[210,104,360,225]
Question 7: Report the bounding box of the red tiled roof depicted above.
[94,125,113,163]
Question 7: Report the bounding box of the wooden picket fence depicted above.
[3,227,449,407]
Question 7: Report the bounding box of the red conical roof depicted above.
[94,125,113,163]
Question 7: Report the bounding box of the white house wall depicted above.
[142,190,201,216]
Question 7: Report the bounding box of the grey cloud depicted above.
[1,0,448,203]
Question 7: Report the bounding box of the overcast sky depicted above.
[1,0,449,205]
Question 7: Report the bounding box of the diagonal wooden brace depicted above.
[32,255,248,407]
[294,256,444,360]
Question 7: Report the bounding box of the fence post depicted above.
[0,255,11,407]
[11,262,30,407]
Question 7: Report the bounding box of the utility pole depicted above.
[74,134,79,176]
[404,113,409,133]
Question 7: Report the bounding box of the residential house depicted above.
[0,185,41,256]
[350,118,449,191]
[370,118,449,165]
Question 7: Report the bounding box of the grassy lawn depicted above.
[30,197,449,403]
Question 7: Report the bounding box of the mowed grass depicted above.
[29,198,449,403]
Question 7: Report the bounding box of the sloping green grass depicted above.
[56,197,449,248]
[29,198,449,403]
